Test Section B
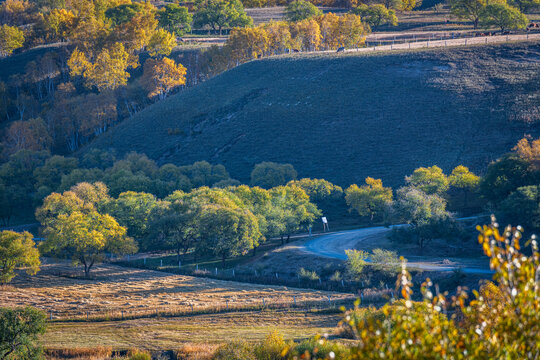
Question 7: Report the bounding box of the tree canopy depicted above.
[0,231,40,284]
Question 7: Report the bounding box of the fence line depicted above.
[42,295,373,322]
[324,32,540,55]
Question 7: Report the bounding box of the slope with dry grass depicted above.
[80,42,540,187]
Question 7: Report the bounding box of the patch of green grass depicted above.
[81,42,540,189]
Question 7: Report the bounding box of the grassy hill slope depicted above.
[81,42,540,187]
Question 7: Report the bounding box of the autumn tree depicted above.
[228,26,269,62]
[0,231,40,285]
[264,21,292,54]
[400,0,418,11]
[193,0,253,35]
[448,165,480,208]
[158,3,192,36]
[68,43,138,91]
[480,3,528,31]
[0,24,24,57]
[352,4,398,30]
[147,28,176,58]
[250,162,297,189]
[141,57,187,100]
[41,209,136,277]
[405,165,449,196]
[449,0,486,29]
[289,18,321,51]
[345,177,393,223]
[513,137,540,171]
[44,8,76,41]
[0,0,33,26]
[285,0,322,21]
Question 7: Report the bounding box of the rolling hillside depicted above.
[81,42,540,187]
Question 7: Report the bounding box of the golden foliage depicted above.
[141,57,187,100]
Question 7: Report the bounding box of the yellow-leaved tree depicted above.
[38,185,137,277]
[0,230,40,284]
[147,28,177,58]
[68,43,138,91]
[141,57,187,100]
[0,24,24,57]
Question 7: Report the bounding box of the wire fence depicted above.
[338,32,540,54]
[114,257,400,294]
[42,295,375,323]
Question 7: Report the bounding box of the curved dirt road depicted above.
[302,227,492,274]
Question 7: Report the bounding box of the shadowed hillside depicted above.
[81,42,540,187]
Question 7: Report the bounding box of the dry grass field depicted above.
[0,260,354,320]
[44,310,342,350]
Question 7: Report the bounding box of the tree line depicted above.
[1,136,537,281]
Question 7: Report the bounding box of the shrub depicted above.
[344,249,368,280]
[291,337,350,359]
[254,331,288,360]
[297,267,320,281]
[370,248,400,275]
[213,341,256,360]
[329,271,342,281]
[128,350,152,360]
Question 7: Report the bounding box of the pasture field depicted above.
[43,310,342,350]
[0,261,355,320]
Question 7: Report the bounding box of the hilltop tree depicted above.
[193,0,252,35]
[449,0,486,29]
[158,3,192,36]
[41,209,137,277]
[0,307,47,360]
[251,162,297,189]
[352,4,398,30]
[141,57,187,100]
[406,165,449,196]
[228,26,269,62]
[264,21,292,54]
[480,3,528,32]
[0,24,24,57]
[345,177,393,223]
[285,0,322,22]
[0,231,40,285]
[289,18,321,51]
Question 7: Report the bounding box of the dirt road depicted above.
[301,227,493,274]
